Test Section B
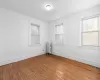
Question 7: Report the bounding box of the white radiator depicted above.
[46,42,52,54]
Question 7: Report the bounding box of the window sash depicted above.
[29,23,40,46]
[82,17,98,32]
[55,23,64,44]
[81,31,99,46]
[31,26,40,36]
[55,34,64,44]
[31,35,40,45]
[55,24,64,34]
[81,15,100,47]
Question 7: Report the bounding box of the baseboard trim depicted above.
[0,53,44,66]
[52,52,100,68]
[51,54,100,70]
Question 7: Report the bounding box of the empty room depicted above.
[0,0,100,80]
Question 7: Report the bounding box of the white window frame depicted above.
[81,15,100,47]
[29,23,40,46]
[54,23,64,45]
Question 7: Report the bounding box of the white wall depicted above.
[0,8,48,66]
[49,5,100,68]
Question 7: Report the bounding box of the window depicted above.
[29,23,40,46]
[81,16,100,46]
[55,23,64,44]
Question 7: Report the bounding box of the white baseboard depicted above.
[0,53,44,66]
[53,52,100,68]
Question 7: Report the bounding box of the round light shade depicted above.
[45,4,53,11]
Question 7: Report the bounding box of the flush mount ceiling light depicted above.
[45,4,53,11]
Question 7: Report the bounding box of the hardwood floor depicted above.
[0,54,100,80]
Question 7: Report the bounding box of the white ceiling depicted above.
[0,0,100,22]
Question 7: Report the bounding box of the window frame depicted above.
[54,23,64,45]
[81,15,100,47]
[29,23,40,46]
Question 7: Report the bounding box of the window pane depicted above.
[55,34,63,44]
[83,17,98,32]
[31,26,39,35]
[82,32,98,46]
[31,36,40,45]
[55,25,64,34]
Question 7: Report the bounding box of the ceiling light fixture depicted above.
[45,4,53,11]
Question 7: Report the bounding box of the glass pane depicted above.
[31,26,39,35]
[55,25,64,34]
[83,17,98,32]
[55,34,63,44]
[31,36,40,45]
[82,32,98,46]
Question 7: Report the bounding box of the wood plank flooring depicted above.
[0,54,100,80]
